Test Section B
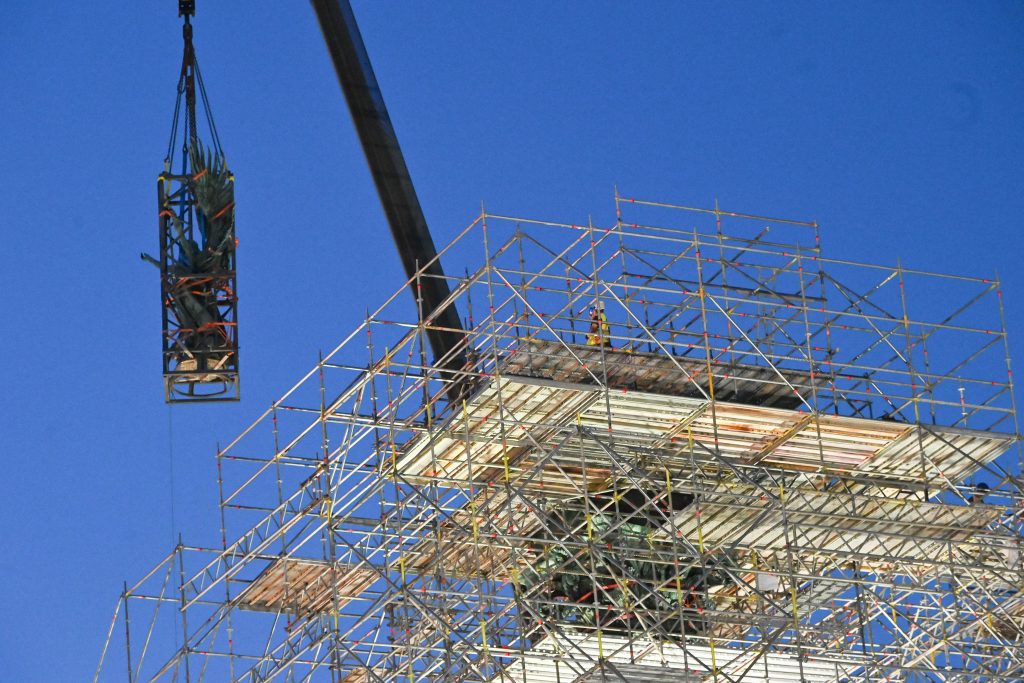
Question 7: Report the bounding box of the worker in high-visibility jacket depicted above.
[586,305,612,348]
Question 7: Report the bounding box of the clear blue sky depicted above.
[2,1,1022,679]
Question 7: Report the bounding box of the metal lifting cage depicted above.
[150,1,239,403]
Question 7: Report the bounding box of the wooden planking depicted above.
[238,558,376,617]
[339,668,373,683]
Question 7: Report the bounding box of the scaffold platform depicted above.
[238,559,376,617]
[397,359,1012,494]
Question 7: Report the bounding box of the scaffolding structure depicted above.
[98,194,1023,682]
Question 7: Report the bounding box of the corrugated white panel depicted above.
[664,482,1001,564]
[488,633,850,683]
[572,661,700,682]
[861,425,1012,485]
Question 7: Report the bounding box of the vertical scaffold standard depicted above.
[144,0,239,403]
[102,194,1023,682]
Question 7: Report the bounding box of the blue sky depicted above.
[2,2,1023,680]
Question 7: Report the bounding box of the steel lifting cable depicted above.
[164,83,184,168]
[164,13,225,171]
[164,27,192,172]
[193,59,224,158]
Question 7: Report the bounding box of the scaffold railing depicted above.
[98,194,1022,683]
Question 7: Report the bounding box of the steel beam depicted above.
[311,0,466,376]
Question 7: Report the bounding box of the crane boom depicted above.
[311,0,466,377]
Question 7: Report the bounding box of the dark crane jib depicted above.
[311,0,467,378]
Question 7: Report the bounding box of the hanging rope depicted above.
[167,404,177,545]
[193,59,224,158]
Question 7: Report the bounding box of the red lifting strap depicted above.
[212,201,235,219]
